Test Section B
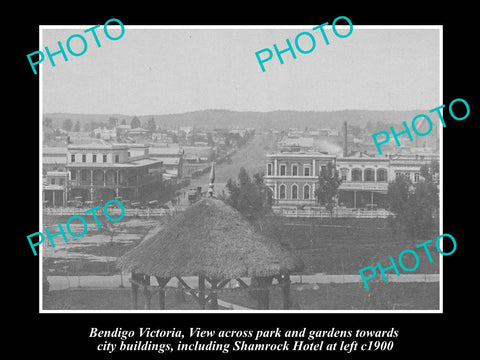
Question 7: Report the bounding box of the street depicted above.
[177,132,276,205]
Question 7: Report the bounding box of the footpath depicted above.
[47,273,439,291]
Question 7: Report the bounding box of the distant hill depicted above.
[44,109,426,130]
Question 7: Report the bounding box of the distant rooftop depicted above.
[149,146,183,155]
[68,143,129,150]
[266,151,335,158]
[43,147,67,154]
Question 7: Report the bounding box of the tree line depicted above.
[222,160,439,239]
[43,116,157,133]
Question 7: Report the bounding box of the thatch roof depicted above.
[117,197,303,279]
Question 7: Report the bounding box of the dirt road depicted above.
[180,132,277,199]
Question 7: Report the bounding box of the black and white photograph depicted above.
[39,25,441,312]
[15,5,476,358]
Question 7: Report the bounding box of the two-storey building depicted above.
[264,152,336,205]
[66,143,165,205]
[336,153,390,209]
[265,150,439,209]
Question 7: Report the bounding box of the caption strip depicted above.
[90,327,399,354]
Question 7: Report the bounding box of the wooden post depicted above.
[280,274,291,310]
[209,279,219,310]
[198,275,206,310]
[250,276,273,310]
[143,275,151,310]
[158,288,165,309]
[155,276,170,310]
[131,272,139,310]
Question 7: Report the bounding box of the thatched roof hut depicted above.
[117,197,303,279]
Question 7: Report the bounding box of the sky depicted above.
[41,25,441,115]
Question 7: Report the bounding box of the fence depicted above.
[43,207,184,217]
[272,207,393,219]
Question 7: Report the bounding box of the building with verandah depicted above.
[66,143,165,206]
[265,150,439,210]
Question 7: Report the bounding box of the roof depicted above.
[160,158,180,165]
[46,171,69,176]
[68,143,129,150]
[43,147,67,155]
[279,137,314,147]
[149,147,183,156]
[129,127,149,133]
[114,142,149,149]
[266,152,335,159]
[163,172,178,179]
[67,157,163,168]
[117,197,303,279]
[43,156,67,164]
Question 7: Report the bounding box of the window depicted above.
[292,184,298,199]
[352,169,362,182]
[364,169,375,182]
[103,154,107,163]
[414,172,420,183]
[395,172,402,180]
[60,178,64,185]
[304,184,310,199]
[50,178,55,185]
[70,154,75,163]
[115,155,119,163]
[267,163,272,176]
[340,168,349,181]
[404,172,411,179]
[292,165,298,176]
[377,168,387,182]
[279,185,286,199]
[82,154,86,163]
[304,166,310,176]
[70,171,76,180]
[280,164,286,176]
[321,165,326,175]
[92,154,97,163]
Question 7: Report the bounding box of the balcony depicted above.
[339,181,388,191]
[69,173,162,188]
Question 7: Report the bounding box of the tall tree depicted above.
[131,116,141,129]
[62,119,73,132]
[225,168,271,221]
[420,160,439,185]
[73,120,81,132]
[387,176,411,216]
[108,117,118,129]
[387,171,439,238]
[315,161,342,213]
[146,117,156,132]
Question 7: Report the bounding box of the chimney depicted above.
[343,121,348,157]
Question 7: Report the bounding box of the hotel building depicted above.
[264,152,336,205]
[43,143,167,207]
[265,151,438,209]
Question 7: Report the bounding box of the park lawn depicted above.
[279,218,440,274]
[218,282,439,310]
[43,282,439,311]
[43,287,230,311]
[43,216,441,276]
